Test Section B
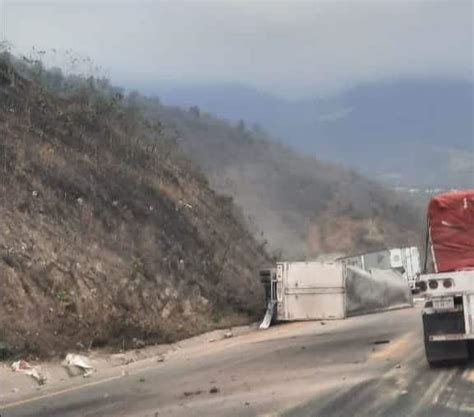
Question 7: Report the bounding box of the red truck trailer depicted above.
[417,189,474,365]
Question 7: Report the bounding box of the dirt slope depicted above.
[0,57,268,358]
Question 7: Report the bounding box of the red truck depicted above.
[417,189,474,365]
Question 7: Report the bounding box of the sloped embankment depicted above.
[0,58,268,358]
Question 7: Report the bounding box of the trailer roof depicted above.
[428,189,474,272]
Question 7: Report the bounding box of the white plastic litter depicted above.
[11,360,47,385]
[63,353,95,377]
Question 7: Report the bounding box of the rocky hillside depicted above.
[0,56,268,359]
[147,103,424,259]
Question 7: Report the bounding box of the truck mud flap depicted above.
[259,300,276,329]
[423,311,468,364]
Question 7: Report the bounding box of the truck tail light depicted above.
[443,279,453,289]
[428,280,439,290]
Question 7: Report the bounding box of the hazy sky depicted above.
[3,0,473,98]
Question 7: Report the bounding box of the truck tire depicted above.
[422,311,468,365]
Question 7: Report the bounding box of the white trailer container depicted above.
[260,260,412,327]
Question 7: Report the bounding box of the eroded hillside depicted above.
[0,57,268,358]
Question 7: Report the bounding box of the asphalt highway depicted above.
[3,305,474,417]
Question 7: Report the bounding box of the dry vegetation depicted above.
[0,55,268,359]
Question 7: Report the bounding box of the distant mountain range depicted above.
[127,78,473,188]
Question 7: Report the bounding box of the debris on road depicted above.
[11,360,47,385]
[209,386,220,394]
[183,390,203,397]
[373,340,390,345]
[210,330,236,342]
[62,353,95,377]
[110,353,136,366]
[156,356,165,363]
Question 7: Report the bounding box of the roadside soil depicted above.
[0,323,256,405]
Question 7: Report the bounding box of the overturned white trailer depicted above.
[259,261,412,328]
